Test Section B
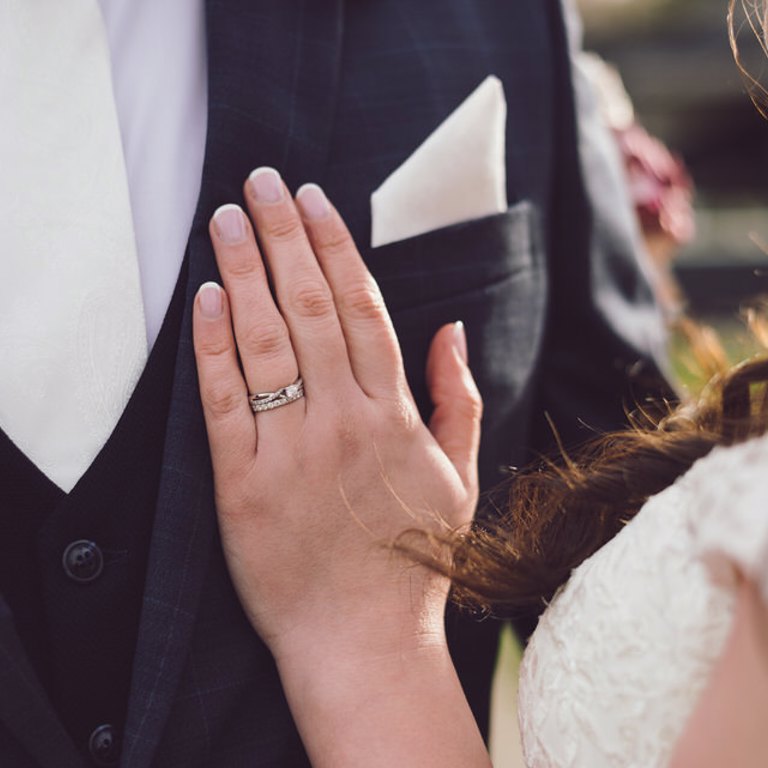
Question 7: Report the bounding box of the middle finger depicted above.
[244,168,353,396]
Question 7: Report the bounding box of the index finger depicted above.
[295,183,408,400]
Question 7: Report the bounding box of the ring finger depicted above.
[209,203,304,432]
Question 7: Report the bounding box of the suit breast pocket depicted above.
[364,201,538,310]
[363,201,548,487]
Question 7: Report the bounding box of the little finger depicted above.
[193,282,257,479]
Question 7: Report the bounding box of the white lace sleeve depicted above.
[518,435,767,767]
[680,434,768,603]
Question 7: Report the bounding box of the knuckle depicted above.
[239,321,290,360]
[224,252,262,281]
[203,383,243,419]
[290,281,335,319]
[316,228,354,257]
[382,395,420,433]
[197,333,232,361]
[332,412,362,455]
[264,214,305,243]
[340,282,385,322]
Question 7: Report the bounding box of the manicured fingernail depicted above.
[296,183,330,220]
[198,282,223,318]
[213,204,247,244]
[248,167,284,203]
[453,321,468,364]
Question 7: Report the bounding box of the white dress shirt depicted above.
[98,0,208,350]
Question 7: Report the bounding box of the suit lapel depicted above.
[0,604,85,768]
[122,2,344,766]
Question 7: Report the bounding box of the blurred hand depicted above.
[192,169,482,670]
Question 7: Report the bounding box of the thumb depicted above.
[426,322,482,494]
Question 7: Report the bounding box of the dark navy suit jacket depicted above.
[0,1,666,765]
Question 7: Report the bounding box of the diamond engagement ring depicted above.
[248,376,305,413]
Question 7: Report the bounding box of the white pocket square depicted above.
[370,75,508,248]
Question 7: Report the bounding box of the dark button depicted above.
[62,540,104,583]
[88,724,120,766]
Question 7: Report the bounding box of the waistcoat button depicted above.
[62,540,104,583]
[88,724,120,766]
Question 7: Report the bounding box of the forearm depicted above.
[670,578,768,768]
[276,639,492,768]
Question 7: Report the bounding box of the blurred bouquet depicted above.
[615,122,695,257]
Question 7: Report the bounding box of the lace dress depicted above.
[517,433,768,767]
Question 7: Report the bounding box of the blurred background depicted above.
[580,0,768,377]
[491,1,768,764]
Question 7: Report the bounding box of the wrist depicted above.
[272,603,448,684]
[268,571,450,674]
[277,633,451,704]
[276,640,490,768]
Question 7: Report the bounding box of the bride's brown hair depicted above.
[434,353,768,614]
[403,2,768,617]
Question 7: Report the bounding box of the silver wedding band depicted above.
[248,376,305,413]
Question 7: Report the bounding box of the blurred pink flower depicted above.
[614,123,696,248]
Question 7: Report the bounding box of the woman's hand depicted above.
[192,168,482,670]
[191,167,490,767]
